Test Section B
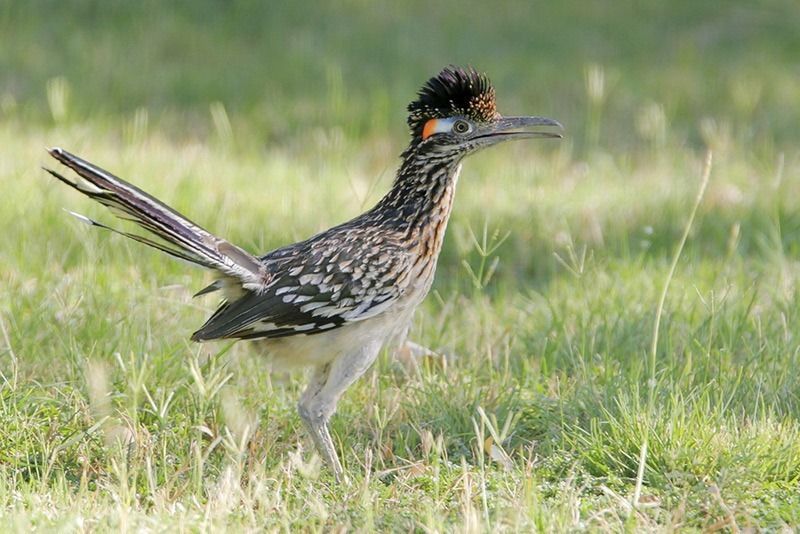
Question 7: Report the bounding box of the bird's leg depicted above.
[297,363,342,479]
[392,324,439,369]
[297,339,383,483]
[398,340,437,358]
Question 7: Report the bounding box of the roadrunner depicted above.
[45,66,561,481]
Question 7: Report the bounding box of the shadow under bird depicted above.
[45,66,561,482]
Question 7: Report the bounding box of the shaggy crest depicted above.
[407,66,498,137]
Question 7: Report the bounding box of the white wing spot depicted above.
[300,301,327,313]
[276,285,299,296]
[299,273,324,286]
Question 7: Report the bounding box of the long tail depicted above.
[45,147,267,291]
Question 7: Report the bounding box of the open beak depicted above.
[473,116,563,144]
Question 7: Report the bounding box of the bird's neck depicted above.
[366,149,462,267]
[374,150,463,231]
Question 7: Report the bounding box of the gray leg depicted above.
[391,323,437,364]
[398,340,436,358]
[297,363,341,478]
[297,339,382,482]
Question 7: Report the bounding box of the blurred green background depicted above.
[2,0,799,148]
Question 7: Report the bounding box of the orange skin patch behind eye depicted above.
[422,118,438,140]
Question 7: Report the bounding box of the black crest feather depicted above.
[407,66,498,136]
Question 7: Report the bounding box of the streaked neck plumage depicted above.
[375,144,463,222]
[365,145,463,264]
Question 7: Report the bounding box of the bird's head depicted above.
[407,66,562,158]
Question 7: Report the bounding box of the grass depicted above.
[3,1,800,531]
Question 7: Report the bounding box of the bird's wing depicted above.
[191,235,413,340]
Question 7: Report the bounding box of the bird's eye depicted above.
[452,120,471,134]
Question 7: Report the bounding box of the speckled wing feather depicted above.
[191,229,413,340]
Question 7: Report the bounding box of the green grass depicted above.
[3,1,800,531]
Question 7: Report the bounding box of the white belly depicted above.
[256,307,414,371]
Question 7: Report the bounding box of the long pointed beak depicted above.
[474,116,563,143]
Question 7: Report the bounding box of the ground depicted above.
[1,1,800,531]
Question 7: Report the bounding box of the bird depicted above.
[44,65,561,482]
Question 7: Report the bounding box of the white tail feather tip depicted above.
[64,209,95,226]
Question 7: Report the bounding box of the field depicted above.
[2,1,800,531]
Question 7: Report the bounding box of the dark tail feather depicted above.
[61,206,206,267]
[46,147,266,290]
